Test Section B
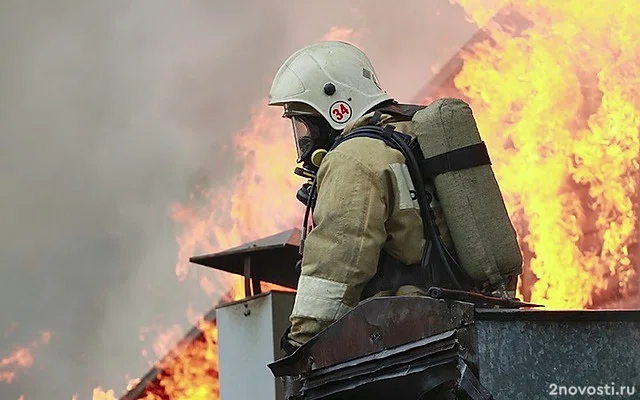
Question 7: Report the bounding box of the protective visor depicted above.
[291,116,313,162]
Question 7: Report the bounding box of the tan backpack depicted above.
[410,98,522,287]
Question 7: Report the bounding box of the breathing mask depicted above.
[292,116,335,170]
[283,104,337,168]
[284,105,339,206]
[291,115,337,205]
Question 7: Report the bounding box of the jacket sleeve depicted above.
[289,147,390,343]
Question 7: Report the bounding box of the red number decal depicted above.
[331,102,351,122]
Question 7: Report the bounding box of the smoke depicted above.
[0,1,476,398]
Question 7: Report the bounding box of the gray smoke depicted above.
[0,1,475,398]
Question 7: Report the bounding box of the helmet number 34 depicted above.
[330,101,352,123]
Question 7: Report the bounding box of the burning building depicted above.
[118,2,639,399]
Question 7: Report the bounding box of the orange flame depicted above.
[447,0,639,308]
[92,379,140,400]
[0,331,51,384]
[170,105,301,292]
[136,320,219,400]
[105,27,361,400]
[170,27,360,288]
[95,5,640,397]
[91,388,117,400]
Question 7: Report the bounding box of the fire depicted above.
[113,28,360,400]
[133,320,220,400]
[87,104,296,400]
[120,106,297,399]
[170,28,359,287]
[0,331,51,384]
[92,388,117,400]
[447,0,639,308]
[92,379,141,400]
[94,3,640,397]
[169,104,301,289]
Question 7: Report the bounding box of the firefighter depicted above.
[268,41,435,348]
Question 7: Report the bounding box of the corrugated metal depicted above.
[476,309,640,400]
[269,299,640,400]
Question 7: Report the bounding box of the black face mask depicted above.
[290,115,338,176]
[289,115,337,207]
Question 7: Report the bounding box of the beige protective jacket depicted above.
[289,112,448,345]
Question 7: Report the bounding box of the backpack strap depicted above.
[419,142,492,179]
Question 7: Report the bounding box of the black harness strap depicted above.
[368,110,383,125]
[331,111,413,151]
[420,142,492,179]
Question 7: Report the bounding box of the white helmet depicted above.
[268,41,393,131]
